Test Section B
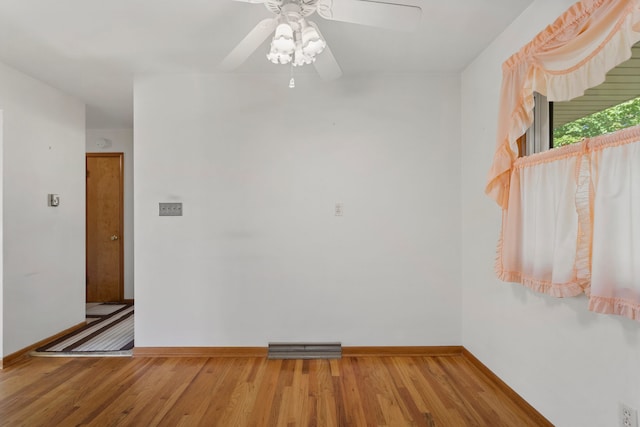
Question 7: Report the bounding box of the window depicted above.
[525,41,640,155]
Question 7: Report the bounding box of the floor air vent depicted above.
[268,342,342,359]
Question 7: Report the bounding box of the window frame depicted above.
[523,92,552,156]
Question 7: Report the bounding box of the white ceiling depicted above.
[0,0,533,129]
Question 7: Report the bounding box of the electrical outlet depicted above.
[621,403,638,427]
[335,203,343,217]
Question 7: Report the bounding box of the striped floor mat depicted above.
[32,304,134,357]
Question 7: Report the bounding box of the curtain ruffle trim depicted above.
[574,150,592,294]
[485,86,535,209]
[589,295,640,321]
[512,124,640,171]
[503,0,611,71]
[587,123,640,151]
[486,145,517,209]
[537,10,640,102]
[514,138,586,168]
[497,271,585,298]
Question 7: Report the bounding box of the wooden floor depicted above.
[0,355,548,426]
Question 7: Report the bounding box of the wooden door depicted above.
[86,153,124,302]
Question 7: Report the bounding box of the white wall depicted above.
[134,73,461,347]
[86,129,134,300]
[1,62,86,357]
[461,2,640,426]
[0,112,3,358]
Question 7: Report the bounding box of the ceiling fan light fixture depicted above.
[224,0,421,83]
[293,52,314,66]
[301,26,325,57]
[272,23,296,53]
[267,49,292,64]
[292,40,314,66]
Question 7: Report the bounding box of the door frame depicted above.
[86,152,125,302]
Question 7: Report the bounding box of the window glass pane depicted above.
[553,96,640,147]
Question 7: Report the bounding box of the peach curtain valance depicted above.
[486,0,640,209]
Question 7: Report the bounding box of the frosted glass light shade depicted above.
[293,43,314,66]
[301,26,326,56]
[272,23,295,54]
[293,53,314,66]
[267,49,292,64]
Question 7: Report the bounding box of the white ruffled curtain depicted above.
[499,127,640,320]
[499,144,587,298]
[488,0,640,321]
[589,130,640,319]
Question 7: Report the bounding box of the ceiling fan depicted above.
[220,0,422,83]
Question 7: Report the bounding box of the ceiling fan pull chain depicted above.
[289,63,295,89]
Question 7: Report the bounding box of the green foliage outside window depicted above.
[553,96,640,147]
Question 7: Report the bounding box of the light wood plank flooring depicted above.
[0,355,548,426]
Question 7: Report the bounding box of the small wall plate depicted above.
[48,194,60,207]
[159,202,182,216]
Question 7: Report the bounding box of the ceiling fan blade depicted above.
[220,18,278,71]
[314,46,343,81]
[309,22,342,81]
[317,0,422,32]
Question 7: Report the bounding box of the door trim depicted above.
[86,152,125,302]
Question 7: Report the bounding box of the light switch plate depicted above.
[159,202,182,216]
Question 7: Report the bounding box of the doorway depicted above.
[86,153,124,302]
